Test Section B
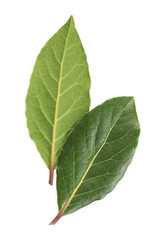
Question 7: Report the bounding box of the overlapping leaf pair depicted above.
[26,16,140,225]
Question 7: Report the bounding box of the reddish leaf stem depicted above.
[49,166,55,185]
[49,210,63,225]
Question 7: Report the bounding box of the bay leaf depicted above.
[50,96,140,224]
[26,16,91,184]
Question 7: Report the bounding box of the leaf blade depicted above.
[56,96,140,217]
[26,16,91,175]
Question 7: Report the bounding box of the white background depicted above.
[0,0,160,239]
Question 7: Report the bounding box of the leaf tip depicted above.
[68,15,75,25]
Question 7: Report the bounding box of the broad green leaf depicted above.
[25,16,91,184]
[50,96,140,224]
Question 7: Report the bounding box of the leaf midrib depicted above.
[50,22,72,169]
[59,98,133,214]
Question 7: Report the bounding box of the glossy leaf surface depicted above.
[55,97,140,220]
[26,16,91,173]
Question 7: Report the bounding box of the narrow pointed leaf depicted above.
[51,97,140,224]
[25,16,91,182]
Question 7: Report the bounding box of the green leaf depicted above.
[25,16,91,184]
[50,97,140,224]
